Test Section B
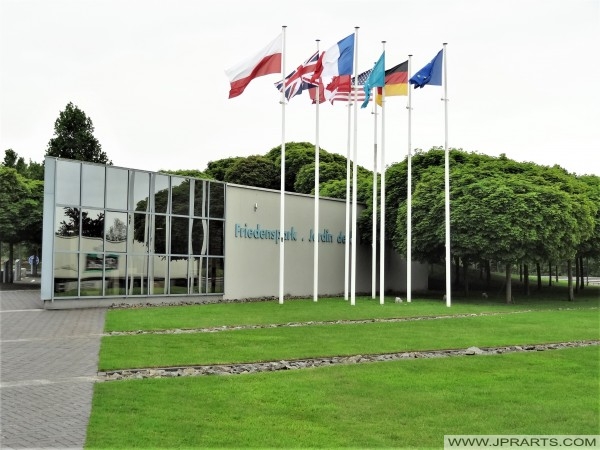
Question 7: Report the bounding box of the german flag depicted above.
[376,60,408,106]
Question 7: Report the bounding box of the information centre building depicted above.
[41,157,428,309]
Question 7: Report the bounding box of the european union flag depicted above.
[361,52,385,108]
[410,49,443,88]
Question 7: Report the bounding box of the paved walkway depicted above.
[1,288,106,450]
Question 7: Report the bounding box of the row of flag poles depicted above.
[225,26,451,307]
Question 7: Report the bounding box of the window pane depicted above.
[209,182,225,218]
[80,208,105,253]
[151,255,167,295]
[127,255,148,295]
[169,256,188,294]
[171,217,189,255]
[193,179,206,217]
[81,164,105,208]
[56,160,81,205]
[132,171,150,212]
[55,207,80,252]
[53,252,78,297]
[154,215,167,254]
[154,174,169,213]
[191,219,207,255]
[105,254,126,296]
[131,213,149,253]
[208,220,224,256]
[190,256,205,294]
[171,177,190,215]
[106,167,128,210]
[80,253,103,296]
[207,257,224,293]
[105,211,128,253]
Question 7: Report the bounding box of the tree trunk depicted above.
[453,256,460,286]
[567,260,574,301]
[486,260,491,288]
[579,255,585,291]
[519,264,523,282]
[505,263,512,304]
[8,243,14,283]
[523,264,530,296]
[548,262,552,287]
[463,259,469,297]
[575,256,580,293]
[555,265,558,282]
[536,262,542,291]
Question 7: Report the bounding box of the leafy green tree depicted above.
[46,102,111,164]
[223,155,280,190]
[159,169,212,180]
[205,157,243,181]
[2,149,44,180]
[294,161,347,194]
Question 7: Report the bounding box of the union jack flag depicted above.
[330,69,373,103]
[274,51,321,101]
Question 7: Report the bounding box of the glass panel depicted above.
[80,253,103,296]
[171,217,189,255]
[127,255,148,295]
[131,171,150,212]
[80,208,105,253]
[55,160,81,205]
[53,252,78,297]
[151,255,167,295]
[131,213,149,253]
[154,215,167,254]
[208,220,224,256]
[193,179,206,217]
[81,164,105,208]
[190,256,205,294]
[106,167,128,210]
[154,174,169,214]
[105,211,128,253]
[209,182,225,218]
[171,177,190,215]
[54,207,80,252]
[105,254,126,296]
[169,256,188,294]
[207,257,224,293]
[191,219,207,255]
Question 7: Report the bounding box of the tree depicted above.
[46,102,111,164]
[223,156,280,190]
[2,149,44,180]
[294,161,347,194]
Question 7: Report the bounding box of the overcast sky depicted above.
[1,0,599,177]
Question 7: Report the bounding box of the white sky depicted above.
[1,0,599,176]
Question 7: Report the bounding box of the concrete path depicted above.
[0,289,106,450]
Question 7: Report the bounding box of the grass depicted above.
[86,346,600,449]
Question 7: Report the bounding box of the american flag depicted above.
[330,69,373,104]
[274,51,320,101]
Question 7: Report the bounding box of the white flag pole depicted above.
[371,66,378,300]
[344,100,352,301]
[350,26,359,306]
[379,40,386,306]
[278,26,287,305]
[313,39,320,303]
[442,42,451,308]
[407,54,413,303]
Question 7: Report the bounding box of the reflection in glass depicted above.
[81,164,105,208]
[131,213,149,253]
[131,171,150,212]
[154,174,169,213]
[80,208,105,252]
[105,211,128,252]
[56,160,81,205]
[127,255,148,295]
[54,207,80,252]
[171,217,189,255]
[190,256,206,294]
[207,257,224,293]
[171,177,190,215]
[106,167,128,210]
[154,215,167,254]
[105,254,126,295]
[53,252,79,296]
[193,179,206,217]
[208,221,224,256]
[151,255,167,295]
[191,219,207,255]
[80,253,103,296]
[209,182,225,218]
[169,256,188,294]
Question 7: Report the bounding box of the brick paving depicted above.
[1,289,106,450]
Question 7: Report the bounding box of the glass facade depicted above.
[50,159,225,298]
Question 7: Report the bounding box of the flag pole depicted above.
[313,38,320,303]
[278,26,287,305]
[406,54,413,303]
[371,62,378,300]
[344,98,352,301]
[379,40,386,305]
[350,26,359,306]
[442,42,451,308]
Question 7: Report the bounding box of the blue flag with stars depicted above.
[409,49,443,88]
